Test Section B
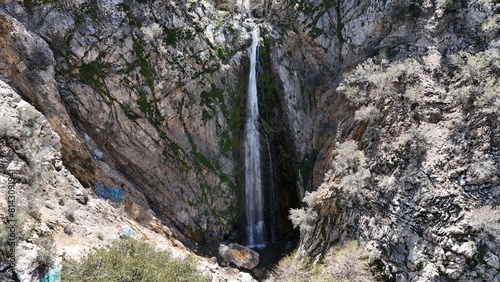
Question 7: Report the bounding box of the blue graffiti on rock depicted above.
[95,182,124,203]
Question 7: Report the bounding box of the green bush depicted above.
[61,237,210,282]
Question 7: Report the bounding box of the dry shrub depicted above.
[322,240,375,282]
[470,206,500,237]
[270,241,377,282]
[289,207,317,233]
[269,251,310,282]
[35,236,56,268]
[124,198,152,225]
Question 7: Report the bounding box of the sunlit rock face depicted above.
[0,0,258,241]
[266,0,499,281]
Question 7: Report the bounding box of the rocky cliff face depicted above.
[0,0,499,280]
[0,0,259,242]
[0,79,256,282]
[271,0,499,281]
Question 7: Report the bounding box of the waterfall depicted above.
[265,136,279,242]
[240,0,251,17]
[244,26,265,247]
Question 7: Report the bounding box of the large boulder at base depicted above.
[219,243,259,269]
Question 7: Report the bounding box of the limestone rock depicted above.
[274,1,500,280]
[485,252,500,270]
[455,241,476,259]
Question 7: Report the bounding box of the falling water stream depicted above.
[244,26,265,247]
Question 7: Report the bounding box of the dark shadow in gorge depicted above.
[254,30,301,259]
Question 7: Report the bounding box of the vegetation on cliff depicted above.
[62,238,210,282]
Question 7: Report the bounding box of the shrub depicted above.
[354,105,381,123]
[470,206,500,237]
[469,205,500,252]
[28,204,42,222]
[332,141,368,177]
[322,240,376,282]
[17,106,41,128]
[450,49,499,119]
[288,190,321,234]
[338,58,423,107]
[376,175,397,192]
[65,206,76,223]
[270,252,309,282]
[61,237,210,282]
[289,208,317,233]
[342,85,368,106]
[302,190,320,207]
[482,13,500,34]
[63,224,73,236]
[270,241,376,282]
[467,158,496,185]
[331,141,371,201]
[403,84,425,103]
[35,236,56,268]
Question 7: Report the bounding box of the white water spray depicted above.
[244,26,265,246]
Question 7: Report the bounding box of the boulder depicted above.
[218,243,259,269]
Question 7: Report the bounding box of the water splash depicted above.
[244,26,265,246]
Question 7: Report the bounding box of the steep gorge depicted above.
[0,0,306,251]
[0,0,499,280]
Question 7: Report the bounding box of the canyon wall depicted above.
[1,0,499,280]
[1,0,256,241]
[269,0,499,280]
